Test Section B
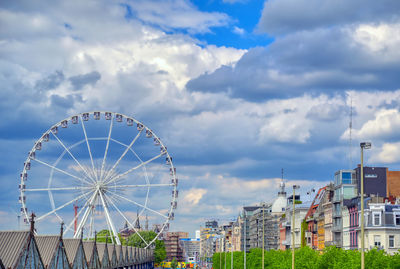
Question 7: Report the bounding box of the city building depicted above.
[333,169,357,247]
[199,225,219,263]
[241,206,261,252]
[281,195,309,249]
[355,166,387,197]
[358,201,400,254]
[164,232,188,262]
[386,169,400,197]
[179,238,200,263]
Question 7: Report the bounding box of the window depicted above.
[389,235,395,248]
[373,213,381,226]
[374,235,381,247]
[342,172,352,184]
[395,214,400,225]
[343,186,356,199]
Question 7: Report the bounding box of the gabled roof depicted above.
[122,246,128,265]
[107,245,117,268]
[63,239,87,269]
[35,236,60,267]
[115,244,124,266]
[82,242,100,269]
[0,231,30,268]
[127,247,133,263]
[0,230,45,269]
[96,243,110,269]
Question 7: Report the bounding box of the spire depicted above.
[145,215,149,231]
[29,212,36,234]
[60,221,64,239]
[278,168,286,196]
[134,209,141,230]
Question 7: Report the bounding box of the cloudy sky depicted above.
[1,0,400,237]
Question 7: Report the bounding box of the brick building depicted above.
[164,232,188,262]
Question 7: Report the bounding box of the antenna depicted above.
[349,95,353,169]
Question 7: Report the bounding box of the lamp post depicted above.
[262,203,265,269]
[360,142,371,269]
[231,224,234,269]
[244,210,246,269]
[292,185,300,269]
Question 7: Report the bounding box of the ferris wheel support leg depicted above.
[99,191,121,245]
[74,190,98,238]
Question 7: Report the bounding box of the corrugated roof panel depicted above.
[0,230,30,268]
[122,246,128,264]
[36,235,60,267]
[82,242,94,263]
[63,239,80,264]
[107,245,117,267]
[116,244,123,266]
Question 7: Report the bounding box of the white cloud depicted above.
[125,0,231,33]
[370,142,400,163]
[344,109,400,141]
[233,26,245,35]
[354,23,400,58]
[182,188,207,207]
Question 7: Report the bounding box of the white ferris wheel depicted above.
[19,111,178,247]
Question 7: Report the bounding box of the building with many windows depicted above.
[333,169,357,247]
[359,202,400,254]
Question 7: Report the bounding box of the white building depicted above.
[342,206,350,249]
[358,203,400,254]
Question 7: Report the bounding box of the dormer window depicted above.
[373,212,381,226]
[394,213,400,225]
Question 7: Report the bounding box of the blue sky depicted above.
[1,0,400,237]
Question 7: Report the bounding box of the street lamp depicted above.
[262,202,266,269]
[360,142,371,269]
[292,185,300,269]
[231,224,234,269]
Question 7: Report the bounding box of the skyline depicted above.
[1,0,400,237]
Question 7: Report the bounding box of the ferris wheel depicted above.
[19,111,178,247]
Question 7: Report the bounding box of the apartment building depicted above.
[164,232,188,262]
[359,202,400,254]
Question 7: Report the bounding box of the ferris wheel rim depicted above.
[19,111,178,247]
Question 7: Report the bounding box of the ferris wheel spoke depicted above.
[110,191,168,219]
[51,132,95,183]
[36,190,94,222]
[25,186,92,192]
[104,193,150,247]
[80,115,97,182]
[64,195,93,235]
[111,183,174,188]
[104,130,143,182]
[33,158,92,185]
[100,114,114,180]
[74,190,98,238]
[105,152,163,185]
[99,191,121,245]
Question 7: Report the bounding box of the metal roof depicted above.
[115,244,123,266]
[107,245,117,267]
[35,235,60,267]
[63,238,81,264]
[82,242,95,263]
[96,243,107,261]
[0,230,30,269]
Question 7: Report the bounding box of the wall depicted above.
[355,166,387,197]
[387,170,400,197]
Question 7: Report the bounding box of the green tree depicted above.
[127,230,166,263]
[94,229,126,245]
[171,257,178,269]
